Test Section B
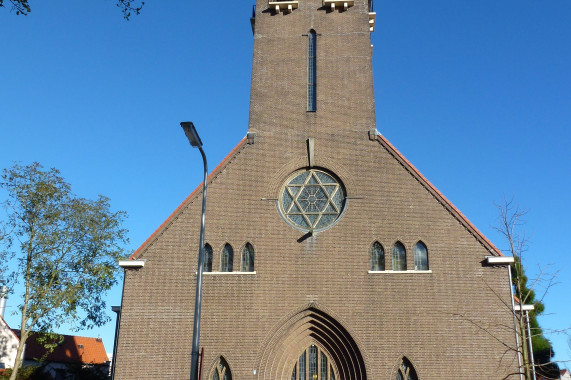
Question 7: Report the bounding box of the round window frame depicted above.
[277,168,347,232]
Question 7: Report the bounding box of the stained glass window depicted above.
[299,351,306,380]
[413,241,428,270]
[221,244,233,272]
[291,345,336,380]
[395,357,417,380]
[212,357,232,380]
[320,352,327,380]
[241,243,255,272]
[308,30,317,111]
[392,242,406,271]
[370,241,385,271]
[204,243,213,272]
[280,169,346,231]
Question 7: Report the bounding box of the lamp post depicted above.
[180,122,208,380]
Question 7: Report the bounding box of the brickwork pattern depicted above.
[114,1,519,378]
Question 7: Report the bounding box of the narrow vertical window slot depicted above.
[308,30,317,111]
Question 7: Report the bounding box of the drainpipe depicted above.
[110,306,121,380]
[508,265,524,380]
[525,310,536,380]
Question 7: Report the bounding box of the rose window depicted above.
[279,169,346,231]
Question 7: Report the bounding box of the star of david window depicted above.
[279,169,346,231]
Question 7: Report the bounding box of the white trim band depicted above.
[485,256,515,265]
[202,271,257,275]
[118,260,146,268]
[368,270,432,274]
[514,304,535,312]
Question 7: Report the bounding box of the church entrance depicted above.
[258,307,366,380]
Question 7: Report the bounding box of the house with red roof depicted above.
[0,316,19,371]
[0,316,109,379]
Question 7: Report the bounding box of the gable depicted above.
[129,131,500,261]
[0,317,19,369]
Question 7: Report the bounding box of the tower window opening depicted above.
[307,30,317,111]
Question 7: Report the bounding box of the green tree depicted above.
[0,0,144,19]
[0,162,128,380]
[496,200,560,379]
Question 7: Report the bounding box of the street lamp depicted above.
[180,122,208,380]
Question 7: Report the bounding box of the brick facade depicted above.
[114,1,519,378]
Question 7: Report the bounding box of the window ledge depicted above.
[323,0,354,11]
[268,1,298,14]
[119,260,145,269]
[368,270,432,274]
[202,271,257,275]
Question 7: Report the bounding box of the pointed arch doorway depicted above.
[258,307,367,380]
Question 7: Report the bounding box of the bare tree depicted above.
[495,198,565,380]
[0,0,144,19]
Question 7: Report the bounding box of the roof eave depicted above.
[129,137,248,260]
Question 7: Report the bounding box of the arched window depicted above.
[203,243,213,272]
[212,357,232,380]
[370,241,385,271]
[413,241,428,270]
[221,244,233,272]
[392,242,406,271]
[395,357,417,380]
[307,29,317,111]
[241,242,255,272]
[291,344,336,380]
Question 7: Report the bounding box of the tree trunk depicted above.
[9,330,27,380]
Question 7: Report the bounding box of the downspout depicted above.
[508,265,524,380]
[525,310,536,380]
[110,270,126,380]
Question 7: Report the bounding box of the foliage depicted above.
[496,199,560,379]
[512,255,560,379]
[59,362,110,380]
[0,0,144,19]
[0,365,45,380]
[0,162,128,380]
[0,362,108,380]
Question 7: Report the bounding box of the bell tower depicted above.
[248,0,377,138]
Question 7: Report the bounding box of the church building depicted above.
[114,0,520,378]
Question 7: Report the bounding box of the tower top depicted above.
[248,0,378,137]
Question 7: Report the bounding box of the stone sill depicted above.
[368,270,432,274]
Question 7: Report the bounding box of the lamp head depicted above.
[180,122,203,148]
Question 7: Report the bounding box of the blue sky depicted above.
[1,0,569,366]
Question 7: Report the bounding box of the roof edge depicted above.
[129,137,248,260]
[375,134,503,256]
[0,316,20,342]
